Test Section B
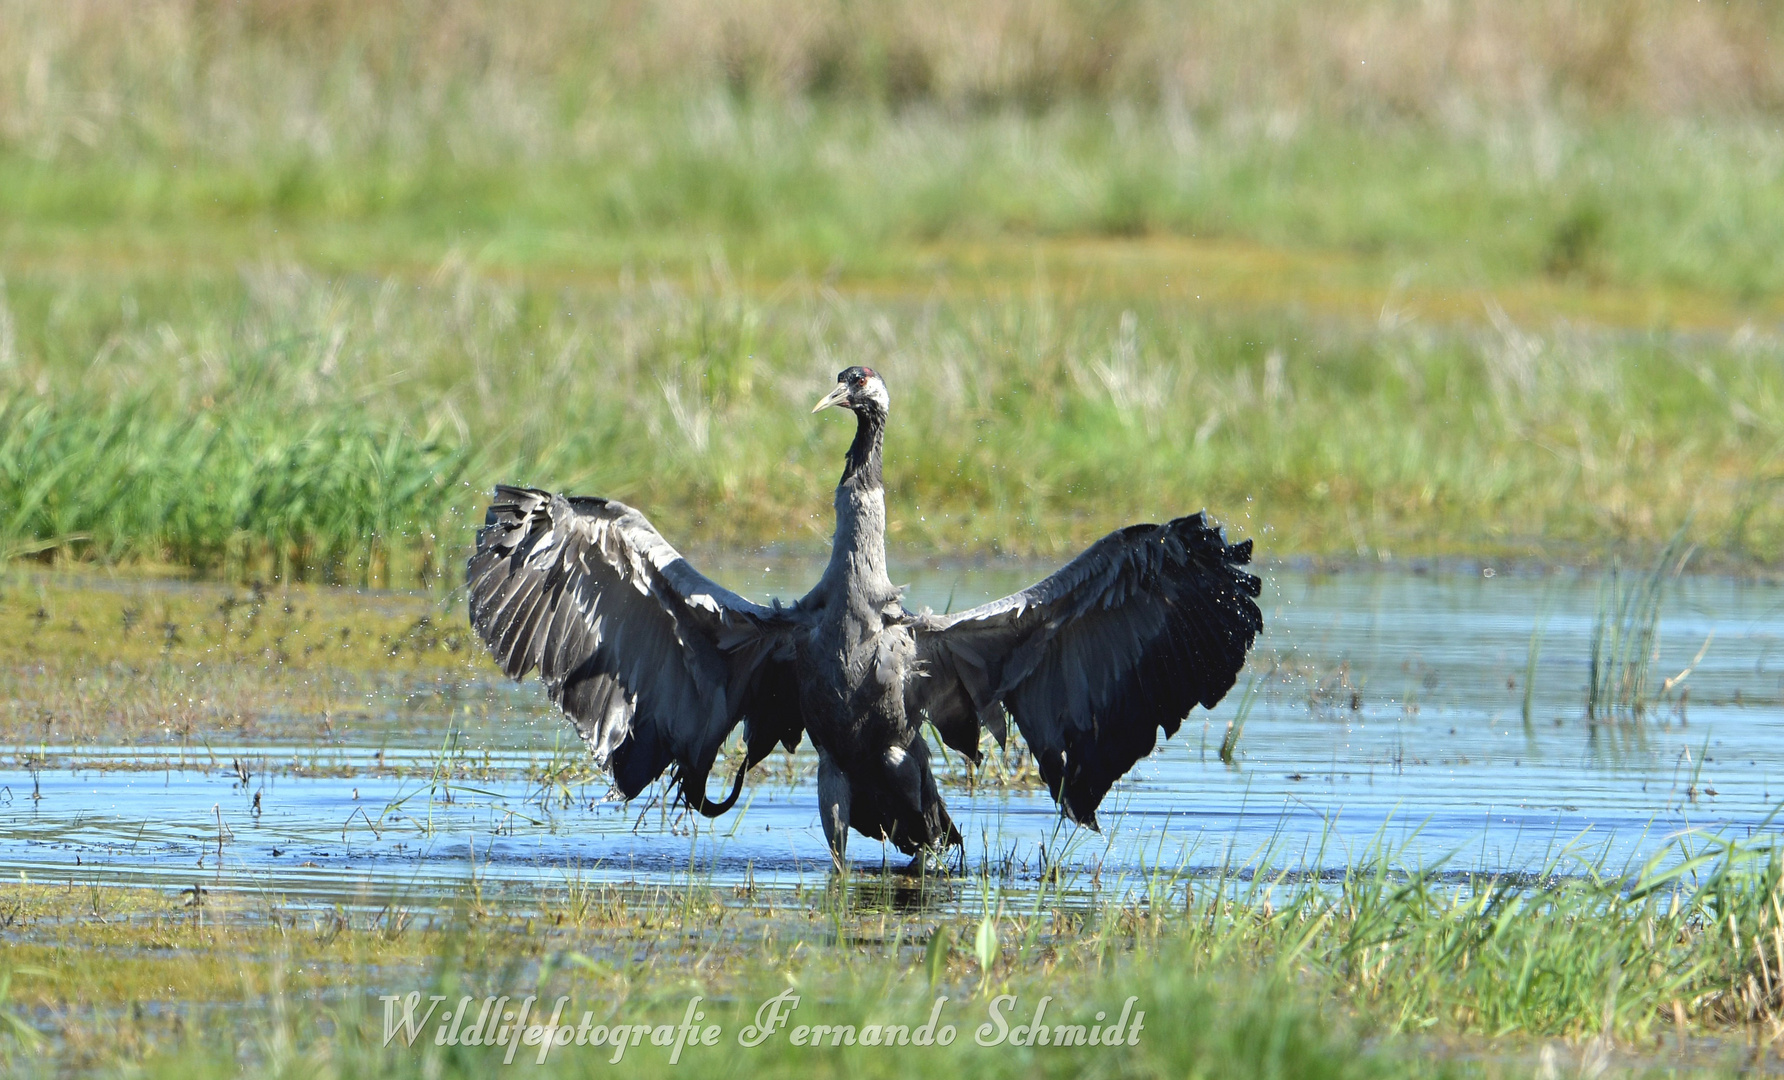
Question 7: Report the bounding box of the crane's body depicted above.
[794,390,954,855]
[467,367,1261,865]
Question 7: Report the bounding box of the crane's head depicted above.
[812,366,890,417]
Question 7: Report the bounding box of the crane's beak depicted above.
[811,383,850,413]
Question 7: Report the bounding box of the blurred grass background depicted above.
[3,0,1783,580]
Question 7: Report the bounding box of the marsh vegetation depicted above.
[5,2,1784,1075]
[5,565,1784,1076]
[2,1,1784,578]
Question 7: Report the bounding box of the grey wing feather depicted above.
[909,513,1261,827]
[466,485,804,805]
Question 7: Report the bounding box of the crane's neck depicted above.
[823,405,892,608]
[840,404,884,491]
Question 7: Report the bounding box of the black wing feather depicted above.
[911,514,1261,826]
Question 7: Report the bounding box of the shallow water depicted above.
[4,562,1783,908]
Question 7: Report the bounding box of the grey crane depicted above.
[466,367,1262,864]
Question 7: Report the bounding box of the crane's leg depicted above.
[816,746,850,867]
[884,737,958,871]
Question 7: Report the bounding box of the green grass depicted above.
[3,260,1782,581]
[5,0,1784,305]
[0,394,466,583]
[8,104,1784,306]
[7,827,1784,1077]
[9,566,1773,1078]
[7,6,1784,1076]
[3,5,1784,576]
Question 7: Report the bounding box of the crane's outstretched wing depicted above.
[466,485,805,812]
[908,514,1261,827]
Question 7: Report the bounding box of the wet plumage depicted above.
[466,367,1262,862]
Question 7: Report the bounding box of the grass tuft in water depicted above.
[1522,597,1549,728]
[1218,672,1262,766]
[1587,529,1694,720]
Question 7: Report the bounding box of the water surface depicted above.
[4,562,1782,908]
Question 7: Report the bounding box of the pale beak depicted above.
[812,383,851,413]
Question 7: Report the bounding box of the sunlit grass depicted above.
[6,827,1784,1077]
[2,262,1780,580]
[5,4,1783,1076]
[3,7,1783,579]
